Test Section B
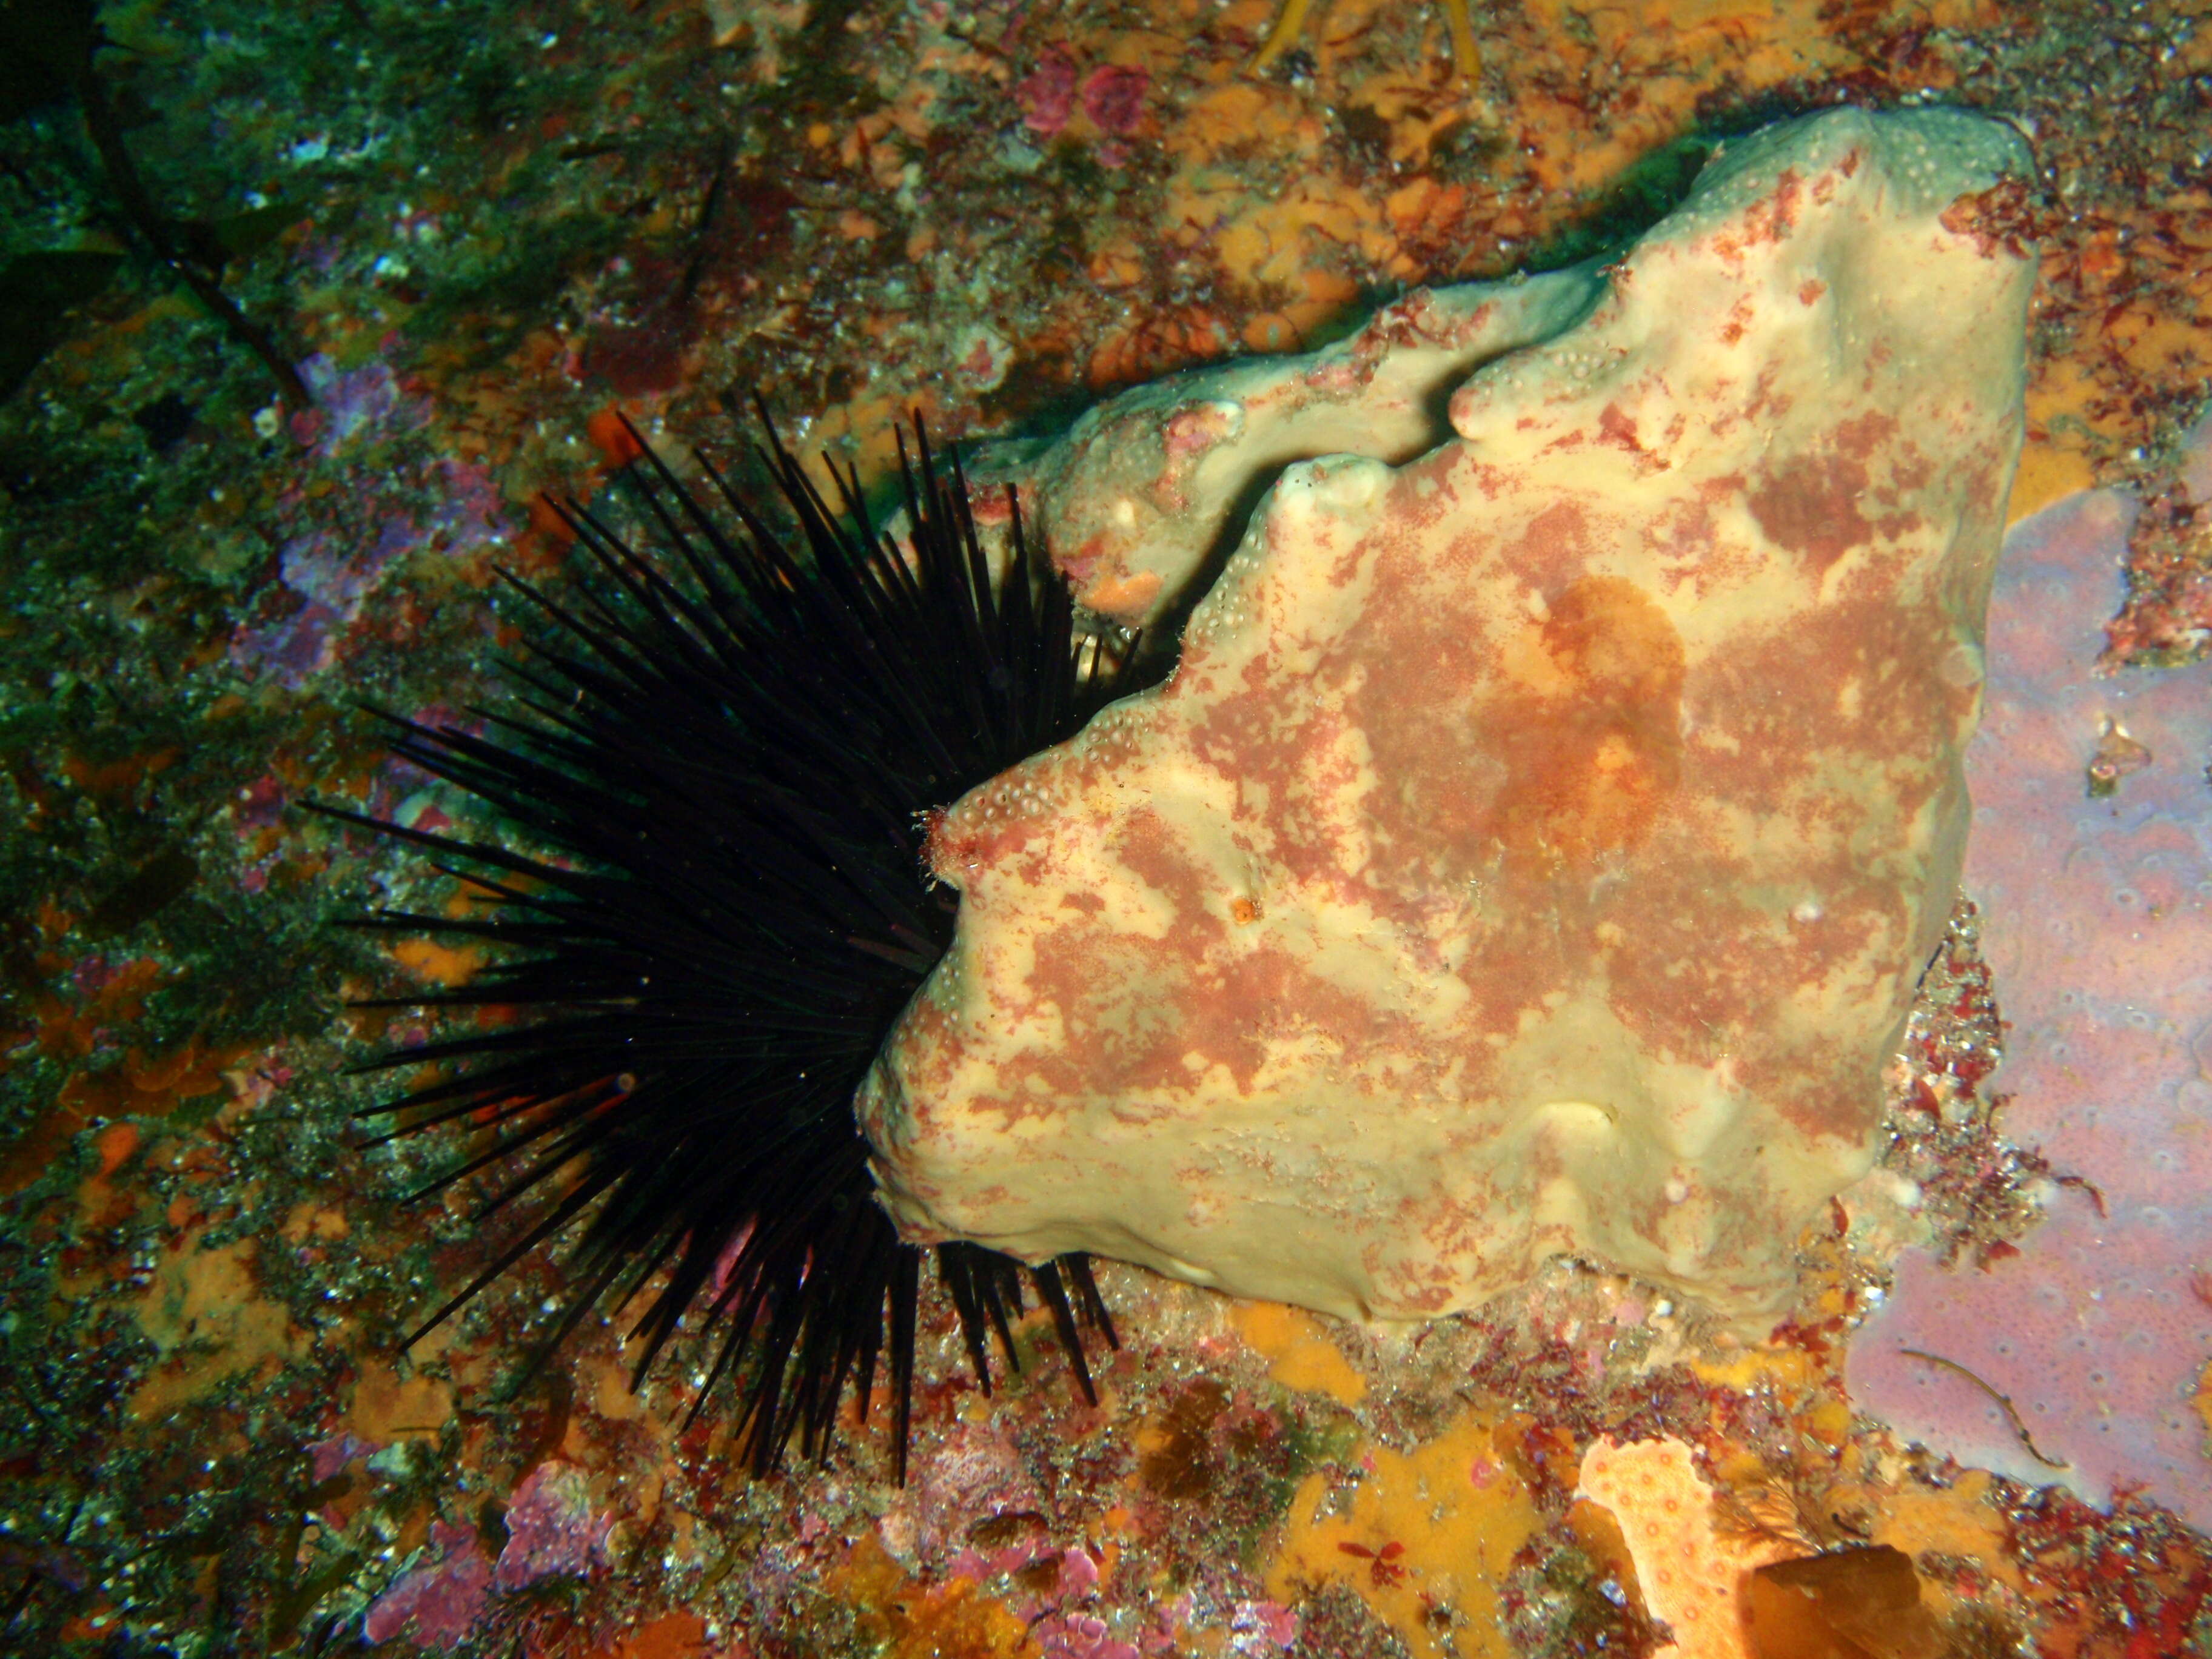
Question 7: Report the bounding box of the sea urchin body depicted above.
[327,412,1127,1478]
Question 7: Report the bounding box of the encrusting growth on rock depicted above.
[862,107,2036,1335]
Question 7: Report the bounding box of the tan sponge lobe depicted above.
[859,107,2035,1331]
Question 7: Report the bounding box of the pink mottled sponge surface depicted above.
[1849,432,2212,1529]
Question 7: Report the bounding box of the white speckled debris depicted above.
[861,107,2035,1330]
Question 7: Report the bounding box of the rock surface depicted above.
[860,108,2034,1329]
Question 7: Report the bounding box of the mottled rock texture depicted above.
[862,107,2034,1329]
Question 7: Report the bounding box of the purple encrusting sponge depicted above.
[1849,429,2212,1528]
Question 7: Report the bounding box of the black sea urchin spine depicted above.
[323,409,1124,1478]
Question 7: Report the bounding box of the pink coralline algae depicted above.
[1015,55,1145,140]
[492,1460,613,1590]
[291,353,417,455]
[1228,1599,1302,1653]
[1017,51,1078,136]
[226,453,501,688]
[881,1421,1043,1562]
[1079,66,1148,136]
[361,1521,493,1649]
[230,350,503,688]
[1035,1610,1140,1659]
[306,1430,377,1484]
[1848,432,2212,1527]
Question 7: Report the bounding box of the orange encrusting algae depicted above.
[827,1532,1039,1659]
[1230,1301,1370,1404]
[1265,1409,1540,1659]
[1252,0,1480,79]
[128,1226,311,1419]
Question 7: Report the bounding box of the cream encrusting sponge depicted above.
[859,107,2036,1330]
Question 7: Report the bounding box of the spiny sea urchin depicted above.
[323,409,1131,1479]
